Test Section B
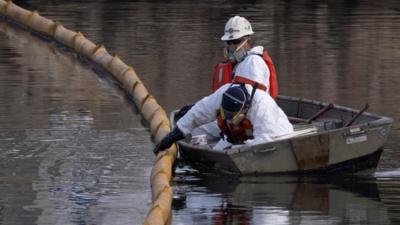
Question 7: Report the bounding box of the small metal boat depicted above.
[172,96,393,175]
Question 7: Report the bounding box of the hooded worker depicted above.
[154,83,293,153]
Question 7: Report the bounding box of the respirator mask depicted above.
[224,38,249,63]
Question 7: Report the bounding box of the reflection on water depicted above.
[1,0,400,224]
[173,169,394,225]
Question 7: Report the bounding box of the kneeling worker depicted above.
[153,83,294,153]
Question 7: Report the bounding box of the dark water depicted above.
[1,0,400,224]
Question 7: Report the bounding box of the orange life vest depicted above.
[212,51,278,99]
[217,112,254,144]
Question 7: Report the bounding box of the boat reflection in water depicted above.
[172,169,390,225]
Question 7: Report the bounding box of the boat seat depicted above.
[293,123,317,131]
[273,126,318,141]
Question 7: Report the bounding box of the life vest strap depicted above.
[233,76,267,92]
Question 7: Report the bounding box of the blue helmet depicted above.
[221,86,249,120]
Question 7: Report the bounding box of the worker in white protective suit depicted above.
[212,15,278,97]
[153,83,293,153]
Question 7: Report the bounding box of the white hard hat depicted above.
[221,16,254,41]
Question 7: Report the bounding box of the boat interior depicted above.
[276,96,380,131]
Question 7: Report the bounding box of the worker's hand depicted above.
[153,127,185,154]
[175,104,194,121]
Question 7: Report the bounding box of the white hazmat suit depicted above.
[234,46,270,89]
